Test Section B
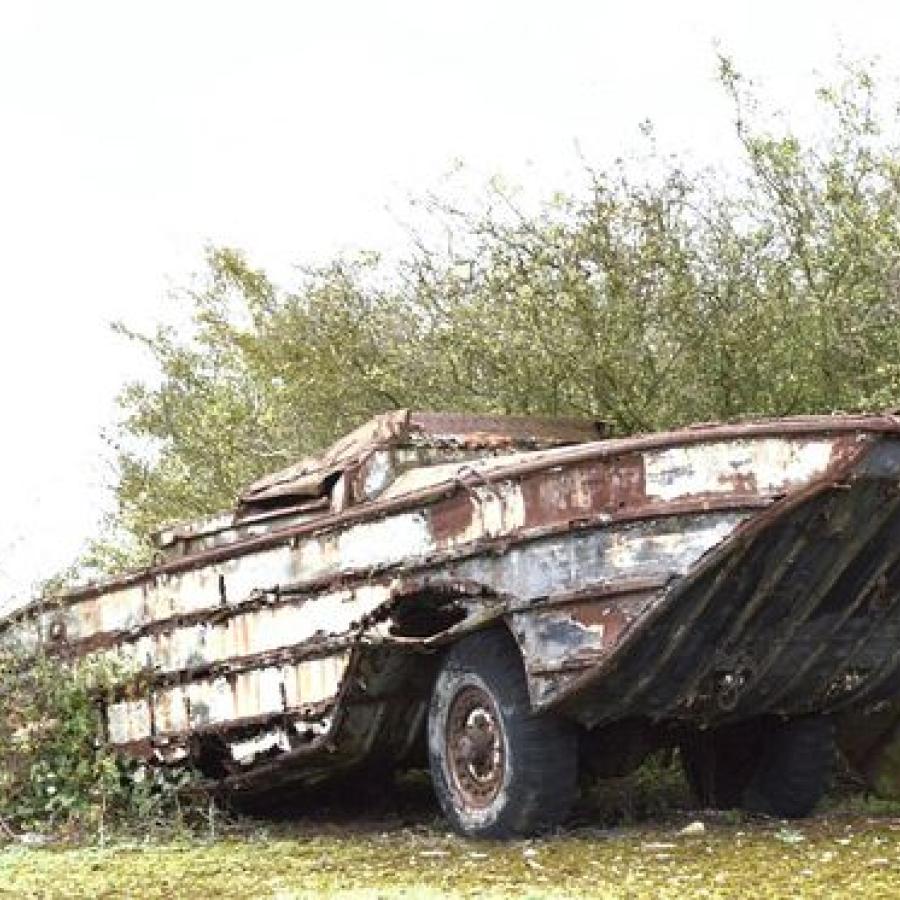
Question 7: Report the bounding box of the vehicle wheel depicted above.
[744,716,834,818]
[427,628,577,838]
[681,716,833,818]
[680,720,763,809]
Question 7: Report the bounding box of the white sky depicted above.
[1,0,899,606]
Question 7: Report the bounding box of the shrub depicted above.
[0,642,196,840]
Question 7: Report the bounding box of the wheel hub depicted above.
[446,685,505,808]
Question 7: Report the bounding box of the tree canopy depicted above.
[97,59,900,569]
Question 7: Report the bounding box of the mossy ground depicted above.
[4,770,900,898]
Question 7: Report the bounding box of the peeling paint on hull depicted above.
[5,413,900,795]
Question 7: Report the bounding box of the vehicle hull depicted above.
[4,415,900,793]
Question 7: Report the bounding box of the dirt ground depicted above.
[4,771,900,898]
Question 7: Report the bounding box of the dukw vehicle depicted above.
[5,409,900,837]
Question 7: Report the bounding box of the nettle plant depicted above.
[0,640,195,838]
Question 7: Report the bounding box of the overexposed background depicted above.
[1,0,899,606]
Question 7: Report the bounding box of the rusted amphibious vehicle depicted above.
[6,409,900,837]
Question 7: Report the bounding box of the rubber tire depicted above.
[681,716,833,818]
[744,716,834,818]
[427,628,577,838]
[680,721,763,809]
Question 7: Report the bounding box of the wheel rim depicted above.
[446,684,506,809]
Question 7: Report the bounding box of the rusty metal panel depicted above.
[27,420,883,649]
[28,431,864,681]
[152,683,189,735]
[112,652,351,745]
[103,586,386,679]
[239,409,604,509]
[406,411,607,447]
[517,454,646,524]
[449,512,751,600]
[107,699,151,746]
[643,437,846,501]
[155,500,329,558]
[231,667,284,721]
[282,654,349,707]
[355,447,524,503]
[549,438,900,729]
[7,413,900,793]
[510,592,657,672]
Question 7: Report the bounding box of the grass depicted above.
[4,765,900,898]
[5,812,900,898]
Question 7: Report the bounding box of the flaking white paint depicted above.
[644,438,836,501]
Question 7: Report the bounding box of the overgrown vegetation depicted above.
[0,644,196,841]
[93,58,900,566]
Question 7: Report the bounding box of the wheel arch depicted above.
[380,576,520,648]
[357,577,551,734]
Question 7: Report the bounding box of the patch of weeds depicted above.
[821,792,900,817]
[0,641,209,844]
[578,751,694,827]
